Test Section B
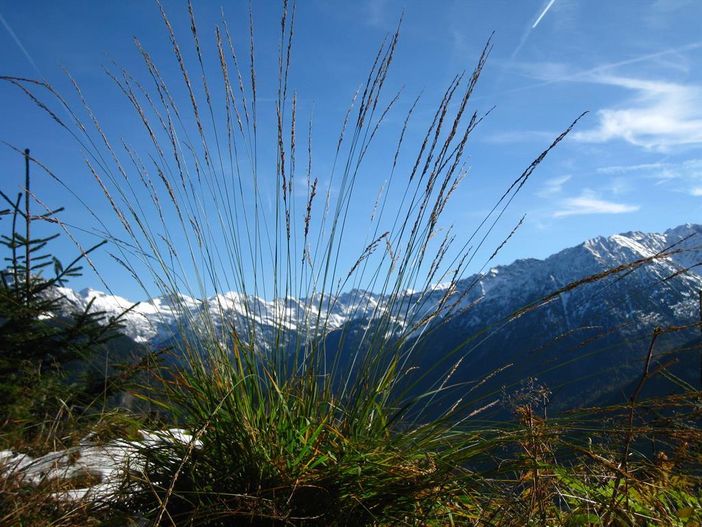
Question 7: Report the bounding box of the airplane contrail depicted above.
[510,40,702,94]
[508,0,558,64]
[475,39,702,103]
[532,0,557,29]
[0,10,45,79]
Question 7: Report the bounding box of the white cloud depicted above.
[508,42,702,151]
[690,187,702,196]
[572,75,702,151]
[537,174,571,197]
[553,190,639,217]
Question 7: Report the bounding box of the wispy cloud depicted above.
[597,158,702,195]
[572,75,702,150]
[553,190,639,217]
[505,40,702,96]
[509,39,702,151]
[537,175,571,197]
[596,162,667,174]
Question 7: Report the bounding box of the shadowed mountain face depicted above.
[56,224,702,413]
[399,224,702,415]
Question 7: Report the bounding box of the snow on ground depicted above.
[0,429,200,502]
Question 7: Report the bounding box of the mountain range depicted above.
[57,223,702,412]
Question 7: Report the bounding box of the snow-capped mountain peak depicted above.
[54,224,702,346]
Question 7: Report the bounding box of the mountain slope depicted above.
[401,224,702,412]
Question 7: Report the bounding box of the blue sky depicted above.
[1,1,701,300]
